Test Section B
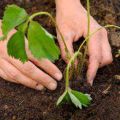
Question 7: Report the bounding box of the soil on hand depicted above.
[0,0,120,120]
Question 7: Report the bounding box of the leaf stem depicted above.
[65,52,80,90]
[78,24,120,52]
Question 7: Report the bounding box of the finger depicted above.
[7,58,57,90]
[57,30,75,63]
[30,58,62,81]
[24,39,62,81]
[0,68,17,83]
[87,55,100,86]
[87,34,102,85]
[0,59,44,90]
[100,30,113,67]
[100,48,113,67]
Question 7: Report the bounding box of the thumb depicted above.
[57,31,74,63]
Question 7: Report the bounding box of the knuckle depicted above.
[61,54,66,59]
[0,71,7,80]
[107,58,113,64]
[95,27,108,38]
[74,33,80,41]
[61,54,68,62]
[9,71,19,80]
[90,55,101,62]
[103,57,113,65]
[24,64,35,74]
[101,28,108,35]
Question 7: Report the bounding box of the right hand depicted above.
[0,20,62,91]
[56,0,112,85]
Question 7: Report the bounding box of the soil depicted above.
[0,0,120,120]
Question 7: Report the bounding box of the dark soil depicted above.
[0,0,120,120]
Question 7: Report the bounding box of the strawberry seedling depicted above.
[0,0,120,109]
[56,0,120,109]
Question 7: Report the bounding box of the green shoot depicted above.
[57,88,92,109]
[0,1,120,109]
[57,0,92,109]
[57,0,120,109]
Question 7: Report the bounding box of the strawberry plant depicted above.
[0,0,120,109]
[0,5,61,62]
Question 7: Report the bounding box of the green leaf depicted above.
[2,4,28,36]
[71,90,92,107]
[28,21,60,62]
[57,89,92,109]
[57,90,72,106]
[68,90,82,109]
[7,31,28,63]
[17,22,28,33]
[85,94,92,101]
[57,91,68,106]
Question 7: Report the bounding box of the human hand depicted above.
[56,0,112,85]
[0,20,62,90]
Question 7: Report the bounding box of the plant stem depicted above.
[65,52,80,90]
[78,24,120,52]
[87,0,90,39]
[78,0,90,75]
[28,12,71,58]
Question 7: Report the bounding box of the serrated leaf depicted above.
[28,21,60,62]
[57,91,68,106]
[7,31,28,62]
[68,90,82,109]
[71,90,92,107]
[2,4,28,36]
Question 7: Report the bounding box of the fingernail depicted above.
[55,73,62,81]
[87,74,93,86]
[36,84,44,90]
[49,82,57,90]
[88,80,93,86]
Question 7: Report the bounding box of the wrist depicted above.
[55,0,81,9]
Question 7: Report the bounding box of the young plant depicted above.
[56,0,120,109]
[0,0,120,109]
[57,0,92,109]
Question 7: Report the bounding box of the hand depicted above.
[0,20,62,90]
[56,0,112,85]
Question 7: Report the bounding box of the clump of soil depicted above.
[0,0,120,120]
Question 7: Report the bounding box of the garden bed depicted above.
[0,0,120,120]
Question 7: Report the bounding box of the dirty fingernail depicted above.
[88,79,93,86]
[87,74,93,86]
[36,84,44,90]
[49,82,57,90]
[55,73,62,81]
